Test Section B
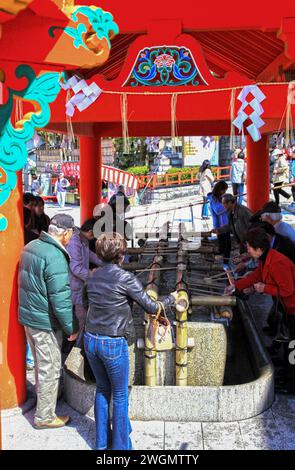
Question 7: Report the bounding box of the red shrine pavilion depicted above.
[1,0,295,409]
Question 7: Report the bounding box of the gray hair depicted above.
[222,193,236,204]
[48,224,67,237]
[261,212,282,222]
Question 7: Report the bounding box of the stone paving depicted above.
[44,185,295,234]
[2,393,295,450]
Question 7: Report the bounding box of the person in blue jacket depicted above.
[208,180,231,264]
[290,155,295,205]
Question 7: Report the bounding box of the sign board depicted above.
[183,136,219,167]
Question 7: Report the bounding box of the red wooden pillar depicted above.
[0,172,26,409]
[246,135,270,213]
[79,136,102,223]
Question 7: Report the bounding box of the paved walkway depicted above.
[44,186,295,234]
[2,393,295,450]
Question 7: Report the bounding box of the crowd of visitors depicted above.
[200,146,295,397]
[18,150,295,450]
[19,185,177,450]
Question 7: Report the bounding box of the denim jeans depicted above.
[232,183,244,204]
[201,196,209,218]
[26,342,34,366]
[84,332,132,450]
[57,191,66,207]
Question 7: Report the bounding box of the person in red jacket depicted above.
[225,227,295,394]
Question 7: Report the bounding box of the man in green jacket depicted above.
[19,213,78,429]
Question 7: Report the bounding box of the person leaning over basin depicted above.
[260,202,295,244]
[82,232,178,451]
[224,227,295,395]
[66,217,103,332]
[220,193,253,253]
[18,214,79,429]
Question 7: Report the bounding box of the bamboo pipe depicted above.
[190,264,225,272]
[175,229,189,386]
[189,286,225,296]
[122,262,178,271]
[144,256,162,387]
[175,290,189,387]
[144,224,169,385]
[126,201,198,220]
[135,230,212,239]
[127,245,216,255]
[191,295,236,306]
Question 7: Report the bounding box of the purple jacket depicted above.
[66,231,101,305]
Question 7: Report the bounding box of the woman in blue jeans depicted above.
[83,233,176,450]
[208,180,231,264]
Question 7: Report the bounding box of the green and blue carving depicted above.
[124,46,209,87]
[49,7,119,50]
[0,65,61,231]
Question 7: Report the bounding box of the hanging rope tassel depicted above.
[171,93,178,154]
[229,88,236,151]
[120,93,129,155]
[286,81,295,149]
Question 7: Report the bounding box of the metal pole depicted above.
[191,295,236,307]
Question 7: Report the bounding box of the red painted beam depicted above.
[95,0,295,32]
[49,84,295,127]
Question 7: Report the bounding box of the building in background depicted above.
[183,136,219,167]
[102,138,115,165]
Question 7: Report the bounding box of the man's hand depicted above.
[233,253,249,264]
[243,287,255,295]
[235,262,246,273]
[232,255,242,264]
[68,332,79,342]
[224,285,235,295]
[170,291,178,301]
[254,282,265,293]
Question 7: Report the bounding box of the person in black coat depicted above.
[23,192,39,245]
[83,232,177,450]
[250,221,295,264]
[108,185,130,216]
[34,196,50,234]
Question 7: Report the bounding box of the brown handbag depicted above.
[64,329,95,383]
[146,301,173,351]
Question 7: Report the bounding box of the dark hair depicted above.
[199,159,211,173]
[81,217,97,232]
[222,193,236,204]
[23,192,36,205]
[212,181,228,200]
[261,201,281,214]
[249,201,281,225]
[249,221,276,236]
[95,232,127,263]
[245,228,271,251]
[35,196,45,206]
[237,151,245,159]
